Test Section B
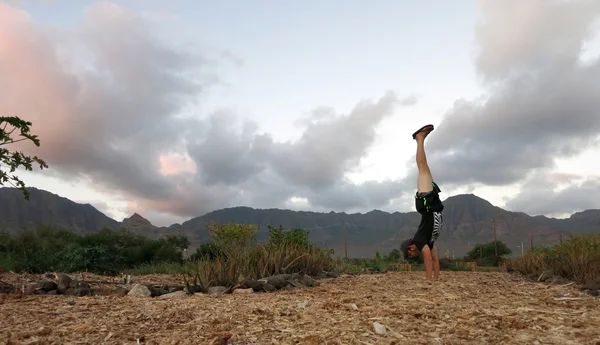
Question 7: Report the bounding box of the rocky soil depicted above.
[1,271,599,344]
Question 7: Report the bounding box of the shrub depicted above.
[511,233,600,284]
[0,226,188,275]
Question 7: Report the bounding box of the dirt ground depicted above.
[1,271,599,345]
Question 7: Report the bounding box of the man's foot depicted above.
[412,124,434,140]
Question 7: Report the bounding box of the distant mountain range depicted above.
[1,187,599,258]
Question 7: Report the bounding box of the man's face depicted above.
[407,244,419,258]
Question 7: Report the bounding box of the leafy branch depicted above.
[0,116,49,200]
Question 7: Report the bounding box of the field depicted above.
[1,271,599,345]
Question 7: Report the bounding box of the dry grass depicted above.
[1,271,599,344]
[511,234,600,284]
[185,243,337,291]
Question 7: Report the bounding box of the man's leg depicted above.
[414,126,434,193]
[431,245,440,279]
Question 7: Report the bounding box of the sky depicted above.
[1,0,600,226]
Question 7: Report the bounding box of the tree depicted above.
[467,241,512,266]
[0,116,48,200]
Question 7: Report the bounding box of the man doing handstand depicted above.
[400,124,444,281]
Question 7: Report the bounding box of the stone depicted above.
[550,276,568,285]
[65,287,92,297]
[158,290,188,299]
[262,283,276,292]
[301,275,318,287]
[46,290,58,296]
[0,281,15,294]
[112,287,129,296]
[36,280,58,292]
[289,279,304,288]
[243,279,261,291]
[260,275,287,289]
[185,285,204,294]
[323,271,340,278]
[91,288,112,296]
[23,284,36,295]
[537,270,553,282]
[69,280,90,289]
[373,322,386,335]
[127,283,152,297]
[233,288,254,294]
[168,286,185,293]
[581,279,600,291]
[207,286,229,294]
[57,273,72,293]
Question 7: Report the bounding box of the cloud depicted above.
[504,171,600,216]
[0,2,416,222]
[417,0,600,187]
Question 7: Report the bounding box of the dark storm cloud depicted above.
[420,0,600,187]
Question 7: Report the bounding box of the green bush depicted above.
[0,226,189,275]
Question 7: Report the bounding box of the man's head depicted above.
[400,238,420,259]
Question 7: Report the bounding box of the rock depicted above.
[290,273,302,281]
[23,284,36,295]
[57,274,72,292]
[537,270,554,282]
[260,275,287,289]
[112,287,129,296]
[314,272,327,279]
[0,281,15,294]
[207,286,229,294]
[127,283,152,297]
[168,286,185,293]
[46,290,58,296]
[149,286,169,297]
[185,285,204,294]
[233,288,254,294]
[243,279,261,291]
[65,287,91,297]
[289,279,304,288]
[373,322,386,335]
[91,288,112,296]
[301,275,319,287]
[550,276,568,285]
[262,283,277,292]
[36,279,58,292]
[588,289,599,297]
[323,271,340,278]
[581,279,600,291]
[69,281,90,290]
[158,290,188,299]
[297,300,312,308]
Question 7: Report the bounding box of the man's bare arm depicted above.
[421,245,433,280]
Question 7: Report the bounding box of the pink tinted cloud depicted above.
[159,153,197,176]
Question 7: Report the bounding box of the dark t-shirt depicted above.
[412,211,443,251]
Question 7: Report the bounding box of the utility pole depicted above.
[559,231,563,244]
[343,222,348,260]
[493,218,498,257]
[530,232,534,250]
[521,241,524,256]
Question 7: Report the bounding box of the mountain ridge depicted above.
[1,187,599,257]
